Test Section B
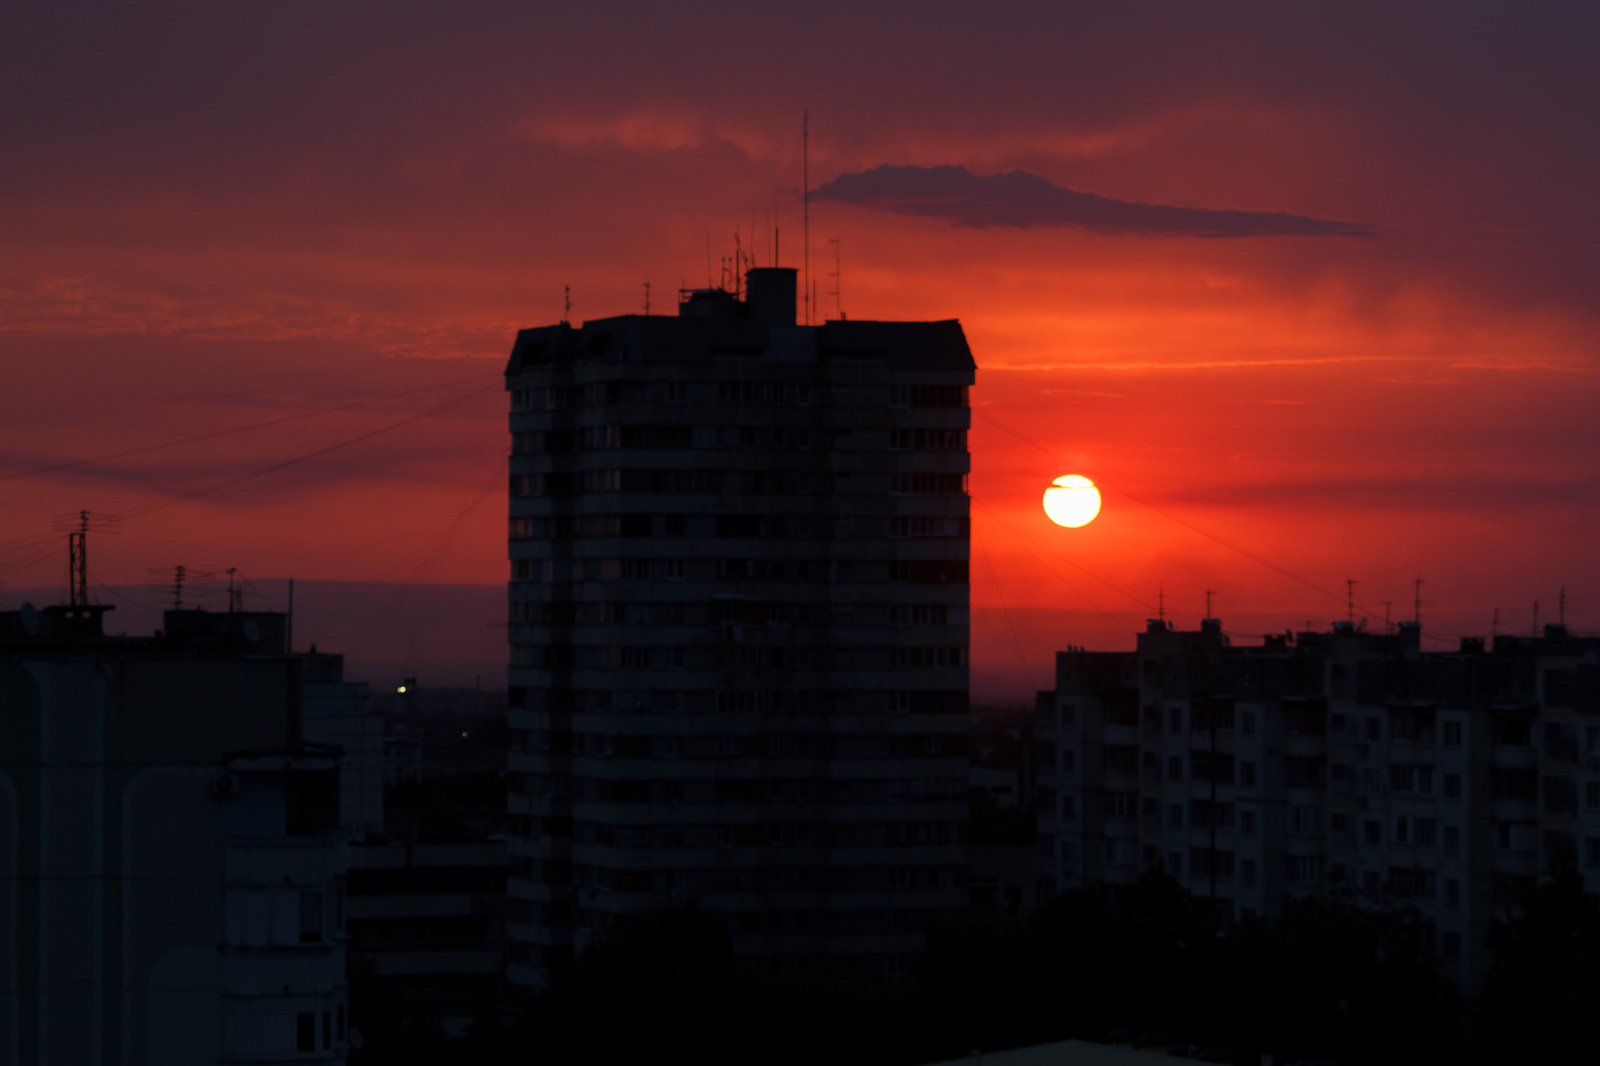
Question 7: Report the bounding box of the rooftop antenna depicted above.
[734,229,743,299]
[147,564,188,609]
[1205,588,1215,618]
[828,236,842,319]
[1158,586,1166,625]
[52,509,121,608]
[1559,586,1567,626]
[563,285,571,324]
[803,109,810,326]
[643,281,651,316]
[226,567,242,613]
[1346,579,1358,625]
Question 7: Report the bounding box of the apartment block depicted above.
[1036,617,1600,991]
[504,268,975,989]
[0,602,349,1065]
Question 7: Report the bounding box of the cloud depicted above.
[813,164,1375,238]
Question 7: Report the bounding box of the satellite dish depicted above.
[19,602,38,635]
[242,620,261,643]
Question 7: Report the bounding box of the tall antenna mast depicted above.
[643,281,651,316]
[1158,586,1166,625]
[828,236,842,319]
[1381,601,1392,635]
[803,109,810,326]
[563,285,571,324]
[1205,588,1215,618]
[1559,586,1567,626]
[52,510,120,609]
[227,567,242,613]
[1346,579,1358,625]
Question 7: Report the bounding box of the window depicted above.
[1168,803,1184,830]
[1445,878,1461,909]
[1241,859,1257,888]
[299,891,324,943]
[1587,782,1600,810]
[1444,773,1462,801]
[1444,720,1462,747]
[297,1014,316,1053]
[1587,837,1600,867]
[1241,711,1257,737]
[1364,820,1382,846]
[1169,706,1182,735]
[1287,855,1323,885]
[1365,718,1382,742]
[1061,795,1075,820]
[1167,755,1184,782]
[1240,809,1256,835]
[1166,851,1184,878]
[1394,816,1411,845]
[1442,930,1461,961]
[1444,825,1460,853]
[1417,818,1437,847]
[1239,761,1256,788]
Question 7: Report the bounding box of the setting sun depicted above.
[1042,474,1102,528]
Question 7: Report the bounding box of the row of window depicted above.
[1084,699,1600,757]
[510,556,970,585]
[509,513,967,541]
[515,731,964,761]
[509,381,969,411]
[512,425,968,455]
[512,641,967,673]
[510,469,967,499]
[506,685,969,715]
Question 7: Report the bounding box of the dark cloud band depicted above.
[813,164,1374,238]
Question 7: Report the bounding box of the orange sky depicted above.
[3,1,1598,674]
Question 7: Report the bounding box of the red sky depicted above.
[3,2,1598,687]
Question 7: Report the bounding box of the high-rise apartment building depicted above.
[1036,617,1600,991]
[504,268,975,989]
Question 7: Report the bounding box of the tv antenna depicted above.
[828,236,842,319]
[149,565,190,609]
[226,567,243,612]
[803,109,810,325]
[1345,579,1358,625]
[643,282,651,316]
[563,285,571,324]
[1204,588,1215,618]
[51,510,120,608]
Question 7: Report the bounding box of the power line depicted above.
[0,374,489,485]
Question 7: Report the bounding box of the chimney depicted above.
[744,267,797,327]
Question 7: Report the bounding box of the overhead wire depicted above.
[0,373,490,485]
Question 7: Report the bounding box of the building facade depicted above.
[1036,617,1600,991]
[505,268,975,988]
[0,603,348,1065]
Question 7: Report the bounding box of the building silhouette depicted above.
[1036,616,1600,990]
[0,602,348,1064]
[504,268,975,988]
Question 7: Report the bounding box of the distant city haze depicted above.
[4,580,1529,704]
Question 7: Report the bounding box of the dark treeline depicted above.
[352,862,1600,1066]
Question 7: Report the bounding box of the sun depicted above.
[1043,475,1101,528]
